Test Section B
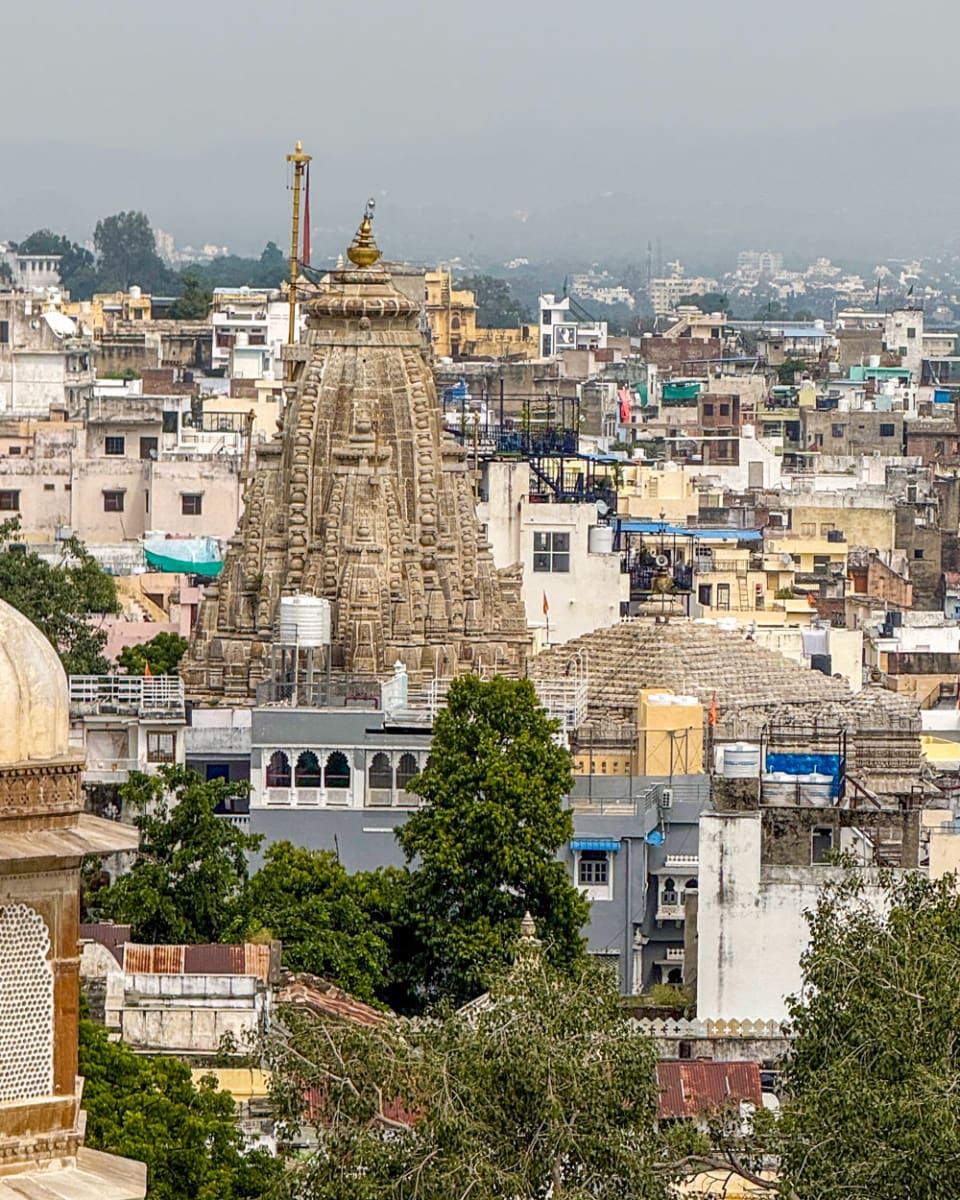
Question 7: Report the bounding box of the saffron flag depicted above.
[302,164,311,266]
[617,385,631,424]
[708,693,717,727]
[543,592,549,616]
[143,660,152,678]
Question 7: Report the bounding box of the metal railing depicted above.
[69,675,185,718]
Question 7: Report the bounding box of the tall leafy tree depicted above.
[80,1019,285,1200]
[398,675,588,1007]
[0,522,119,673]
[455,273,530,327]
[94,210,174,293]
[232,842,407,1005]
[168,270,212,320]
[95,766,261,943]
[775,871,960,1199]
[266,950,668,1200]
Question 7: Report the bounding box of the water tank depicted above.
[588,525,614,554]
[721,742,761,778]
[129,285,142,299]
[762,772,795,806]
[798,772,833,807]
[278,595,332,647]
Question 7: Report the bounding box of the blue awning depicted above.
[571,839,621,852]
[615,520,762,541]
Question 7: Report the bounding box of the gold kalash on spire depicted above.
[346,198,382,268]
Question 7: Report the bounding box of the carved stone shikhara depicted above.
[183,216,529,704]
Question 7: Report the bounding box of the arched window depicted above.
[667,967,683,986]
[266,750,291,788]
[368,752,392,791]
[685,878,698,892]
[295,751,322,787]
[451,315,461,331]
[325,751,350,789]
[662,876,677,905]
[396,752,419,792]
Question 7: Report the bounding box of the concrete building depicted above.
[539,294,607,358]
[210,287,299,378]
[0,295,95,416]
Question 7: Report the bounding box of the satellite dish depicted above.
[596,499,609,517]
[645,830,665,847]
[655,554,669,567]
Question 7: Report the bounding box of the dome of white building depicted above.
[0,598,69,765]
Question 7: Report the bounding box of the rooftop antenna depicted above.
[286,139,312,381]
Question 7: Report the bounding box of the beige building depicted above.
[0,294,95,416]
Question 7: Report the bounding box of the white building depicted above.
[538,294,607,358]
[0,295,94,415]
[211,287,302,377]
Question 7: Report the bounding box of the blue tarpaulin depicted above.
[615,520,762,541]
[766,752,844,797]
[570,839,622,852]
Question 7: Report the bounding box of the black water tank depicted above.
[811,654,832,675]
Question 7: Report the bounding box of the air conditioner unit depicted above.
[659,787,674,810]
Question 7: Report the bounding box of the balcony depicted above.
[69,675,185,720]
[664,853,699,870]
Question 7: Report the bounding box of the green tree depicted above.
[266,950,667,1200]
[189,242,288,290]
[79,1018,285,1200]
[0,522,119,673]
[169,270,212,320]
[398,675,589,1008]
[776,357,808,384]
[776,872,960,1199]
[455,273,530,327]
[94,210,174,293]
[233,842,407,1005]
[95,766,261,943]
[15,228,98,299]
[678,290,729,313]
[117,631,189,675]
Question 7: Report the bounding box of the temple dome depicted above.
[0,598,69,765]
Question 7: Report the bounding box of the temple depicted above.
[184,204,529,704]
[0,599,145,1200]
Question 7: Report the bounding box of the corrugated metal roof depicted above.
[121,943,272,981]
[80,923,131,964]
[656,1061,762,1120]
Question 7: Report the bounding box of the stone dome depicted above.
[0,598,69,765]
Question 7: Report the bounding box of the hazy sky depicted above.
[3,0,960,265]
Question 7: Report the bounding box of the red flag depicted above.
[302,164,311,266]
[708,693,717,726]
[542,592,549,616]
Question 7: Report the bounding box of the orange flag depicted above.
[143,660,153,678]
[708,693,718,726]
[542,592,549,616]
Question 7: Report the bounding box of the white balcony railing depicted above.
[69,675,185,719]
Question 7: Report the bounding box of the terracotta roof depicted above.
[278,975,388,1027]
[656,1061,762,1120]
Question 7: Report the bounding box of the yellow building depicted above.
[621,462,698,523]
[764,533,849,579]
[425,266,537,359]
[638,688,703,775]
[62,287,153,335]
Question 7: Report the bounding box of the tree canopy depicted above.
[168,270,213,320]
[14,228,98,298]
[95,766,261,943]
[189,242,288,290]
[398,675,588,1007]
[775,872,960,1200]
[94,210,176,294]
[0,521,119,674]
[266,951,668,1200]
[117,631,189,676]
[80,1018,284,1200]
[455,273,531,328]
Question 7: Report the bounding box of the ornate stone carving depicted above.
[184,212,529,703]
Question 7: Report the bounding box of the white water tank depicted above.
[588,525,614,554]
[798,772,833,807]
[278,595,332,647]
[762,772,795,805]
[721,742,761,778]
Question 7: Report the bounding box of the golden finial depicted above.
[347,198,381,268]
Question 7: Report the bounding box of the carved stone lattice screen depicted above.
[0,904,54,1101]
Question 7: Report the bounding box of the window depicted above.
[914,548,924,559]
[104,436,125,456]
[0,321,8,344]
[140,436,158,460]
[719,403,730,416]
[542,310,552,325]
[0,490,19,511]
[146,732,175,763]
[661,877,678,905]
[820,523,834,535]
[831,423,845,438]
[295,750,322,787]
[542,335,552,356]
[325,751,351,789]
[907,327,916,339]
[812,826,834,864]
[801,522,816,536]
[181,493,203,516]
[8,445,20,456]
[266,750,291,788]
[716,582,730,610]
[533,530,570,573]
[162,411,178,434]
[43,483,54,491]
[103,490,124,512]
[698,584,713,606]
[368,751,392,792]
[396,752,418,793]
[703,403,714,416]
[880,423,896,438]
[578,850,609,886]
